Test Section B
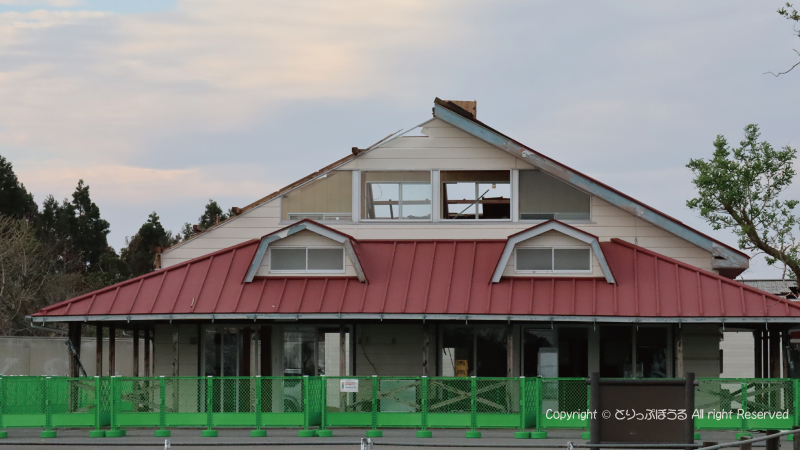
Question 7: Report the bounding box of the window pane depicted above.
[281,171,352,221]
[368,183,400,219]
[637,328,668,378]
[271,248,306,271]
[307,248,344,271]
[362,171,431,220]
[401,183,431,219]
[554,248,591,271]
[519,170,590,220]
[441,171,510,220]
[516,248,552,271]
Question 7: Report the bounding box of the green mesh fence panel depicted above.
[48,378,97,428]
[163,377,206,428]
[695,378,744,430]
[376,377,423,428]
[742,379,794,430]
[426,378,472,429]
[0,377,47,429]
[475,378,522,429]
[208,377,257,428]
[322,377,373,428]
[114,378,161,428]
[258,377,306,428]
[523,378,538,429]
[539,378,588,430]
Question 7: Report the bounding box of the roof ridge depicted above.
[607,238,800,311]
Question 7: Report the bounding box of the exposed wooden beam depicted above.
[95,324,102,377]
[133,327,139,377]
[422,323,430,377]
[172,325,179,377]
[339,323,347,376]
[108,324,116,376]
[260,326,271,376]
[144,328,151,377]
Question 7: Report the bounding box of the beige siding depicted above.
[501,230,603,277]
[153,324,198,376]
[255,229,356,277]
[162,119,715,272]
[681,324,721,378]
[355,324,425,376]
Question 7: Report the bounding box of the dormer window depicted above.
[270,247,345,273]
[516,247,591,273]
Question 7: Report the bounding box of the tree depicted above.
[687,124,800,279]
[71,180,111,272]
[0,216,84,335]
[198,199,228,230]
[767,3,800,76]
[121,212,179,277]
[0,155,37,219]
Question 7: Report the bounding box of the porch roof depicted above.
[31,234,800,322]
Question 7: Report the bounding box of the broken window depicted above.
[362,171,431,220]
[281,171,352,221]
[270,247,345,273]
[519,170,590,220]
[516,247,591,272]
[441,171,511,220]
[440,326,507,377]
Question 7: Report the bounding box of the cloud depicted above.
[0,0,83,6]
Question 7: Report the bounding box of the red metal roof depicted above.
[34,237,800,320]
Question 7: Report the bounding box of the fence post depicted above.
[515,377,530,439]
[364,375,382,438]
[316,377,332,437]
[88,376,104,437]
[201,376,217,437]
[298,375,315,437]
[105,376,125,437]
[465,376,481,438]
[0,376,6,439]
[40,377,56,438]
[417,376,431,438]
[795,379,800,429]
[251,376,266,437]
[154,376,170,437]
[737,379,751,439]
[531,378,547,439]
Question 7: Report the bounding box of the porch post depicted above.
[259,326,271,376]
[754,329,763,378]
[108,324,116,376]
[770,329,781,378]
[68,322,81,377]
[144,328,151,377]
[133,327,140,377]
[422,323,430,377]
[172,325,179,377]
[339,323,346,376]
[675,325,684,377]
[762,328,770,377]
[507,324,513,377]
[96,324,102,377]
[241,328,251,376]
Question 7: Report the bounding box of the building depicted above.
[29,99,800,380]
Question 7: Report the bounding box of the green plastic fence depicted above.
[0,375,797,438]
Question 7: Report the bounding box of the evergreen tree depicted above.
[70,180,111,272]
[121,212,179,277]
[0,155,37,219]
[198,199,227,230]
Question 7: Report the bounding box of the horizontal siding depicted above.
[162,121,716,272]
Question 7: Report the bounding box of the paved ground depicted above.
[0,428,792,449]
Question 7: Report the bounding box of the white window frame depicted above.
[361,170,433,222]
[514,246,593,274]
[269,246,346,274]
[440,169,513,222]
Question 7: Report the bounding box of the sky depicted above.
[1,0,798,279]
